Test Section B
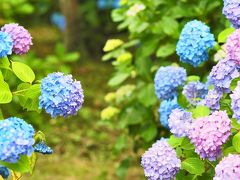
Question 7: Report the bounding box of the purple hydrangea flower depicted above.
[168,108,192,137]
[0,117,35,163]
[202,89,223,110]
[230,81,240,123]
[0,31,13,58]
[39,72,84,118]
[159,97,179,129]
[141,139,181,180]
[214,154,240,180]
[226,29,240,64]
[1,23,32,55]
[223,0,240,28]
[183,81,208,105]
[176,20,215,67]
[154,66,186,100]
[189,111,231,161]
[208,58,239,91]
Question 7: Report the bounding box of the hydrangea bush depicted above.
[0,23,84,179]
[103,0,240,179]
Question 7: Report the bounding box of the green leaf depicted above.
[156,43,176,57]
[0,57,11,70]
[0,155,31,173]
[116,158,130,178]
[191,106,210,119]
[0,80,12,104]
[138,84,157,107]
[181,158,205,175]
[29,153,37,174]
[181,138,195,150]
[161,17,179,37]
[0,109,3,120]
[64,52,80,62]
[140,123,158,142]
[223,146,237,156]
[103,39,124,52]
[12,61,35,83]
[230,77,240,91]
[218,28,235,43]
[187,76,200,83]
[108,73,129,87]
[178,93,189,109]
[168,135,184,148]
[233,132,240,152]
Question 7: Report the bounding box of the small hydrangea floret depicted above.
[0,31,13,58]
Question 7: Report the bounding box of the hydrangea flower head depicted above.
[189,111,231,161]
[208,58,239,91]
[141,139,181,180]
[159,97,179,128]
[226,29,240,64]
[1,23,32,55]
[183,81,208,105]
[168,108,192,137]
[34,141,53,155]
[214,154,240,180]
[202,89,223,110]
[223,0,240,28]
[0,31,13,58]
[230,81,240,123]
[0,117,35,163]
[176,20,215,67]
[39,72,84,118]
[154,66,186,100]
[0,165,10,179]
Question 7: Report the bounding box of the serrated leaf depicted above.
[168,135,184,148]
[12,61,35,83]
[108,73,129,86]
[218,28,235,43]
[103,39,124,52]
[0,80,12,104]
[191,106,210,118]
[138,84,157,107]
[156,43,176,57]
[233,132,240,152]
[223,146,237,156]
[187,76,200,82]
[181,158,205,175]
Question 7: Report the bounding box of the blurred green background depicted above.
[0,0,227,179]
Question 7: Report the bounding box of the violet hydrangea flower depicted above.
[1,23,32,55]
[176,20,215,67]
[226,29,240,64]
[0,117,35,163]
[230,81,240,123]
[189,111,231,161]
[154,66,186,100]
[183,81,208,105]
[223,0,240,28]
[214,154,240,180]
[208,58,239,91]
[39,72,84,118]
[202,89,223,110]
[158,97,179,129]
[141,139,181,180]
[168,108,192,137]
[0,31,13,58]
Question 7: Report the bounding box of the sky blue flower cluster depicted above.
[0,117,35,163]
[223,0,240,28]
[158,97,179,128]
[0,31,13,58]
[51,12,66,31]
[183,81,208,105]
[154,66,186,100]
[0,165,10,179]
[176,20,215,67]
[39,72,84,118]
[141,139,181,180]
[34,142,53,155]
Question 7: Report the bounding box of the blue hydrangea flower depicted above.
[176,20,216,67]
[141,139,181,180]
[0,31,13,58]
[0,165,10,179]
[168,108,192,137]
[159,97,179,128]
[50,12,66,31]
[183,81,208,105]
[34,142,53,154]
[154,66,186,100]
[223,0,240,28]
[39,72,84,118]
[0,117,35,163]
[208,58,239,92]
[202,89,223,110]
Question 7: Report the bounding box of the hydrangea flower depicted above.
[141,139,181,180]
[0,31,13,58]
[208,58,239,91]
[189,111,231,161]
[159,97,179,128]
[214,154,240,180]
[0,117,35,163]
[0,165,10,179]
[203,89,223,110]
[154,66,186,100]
[230,81,240,123]
[1,23,32,55]
[176,20,215,67]
[183,81,208,105]
[39,72,84,118]
[50,12,66,31]
[223,0,240,28]
[34,141,53,155]
[168,108,192,137]
[226,29,240,64]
